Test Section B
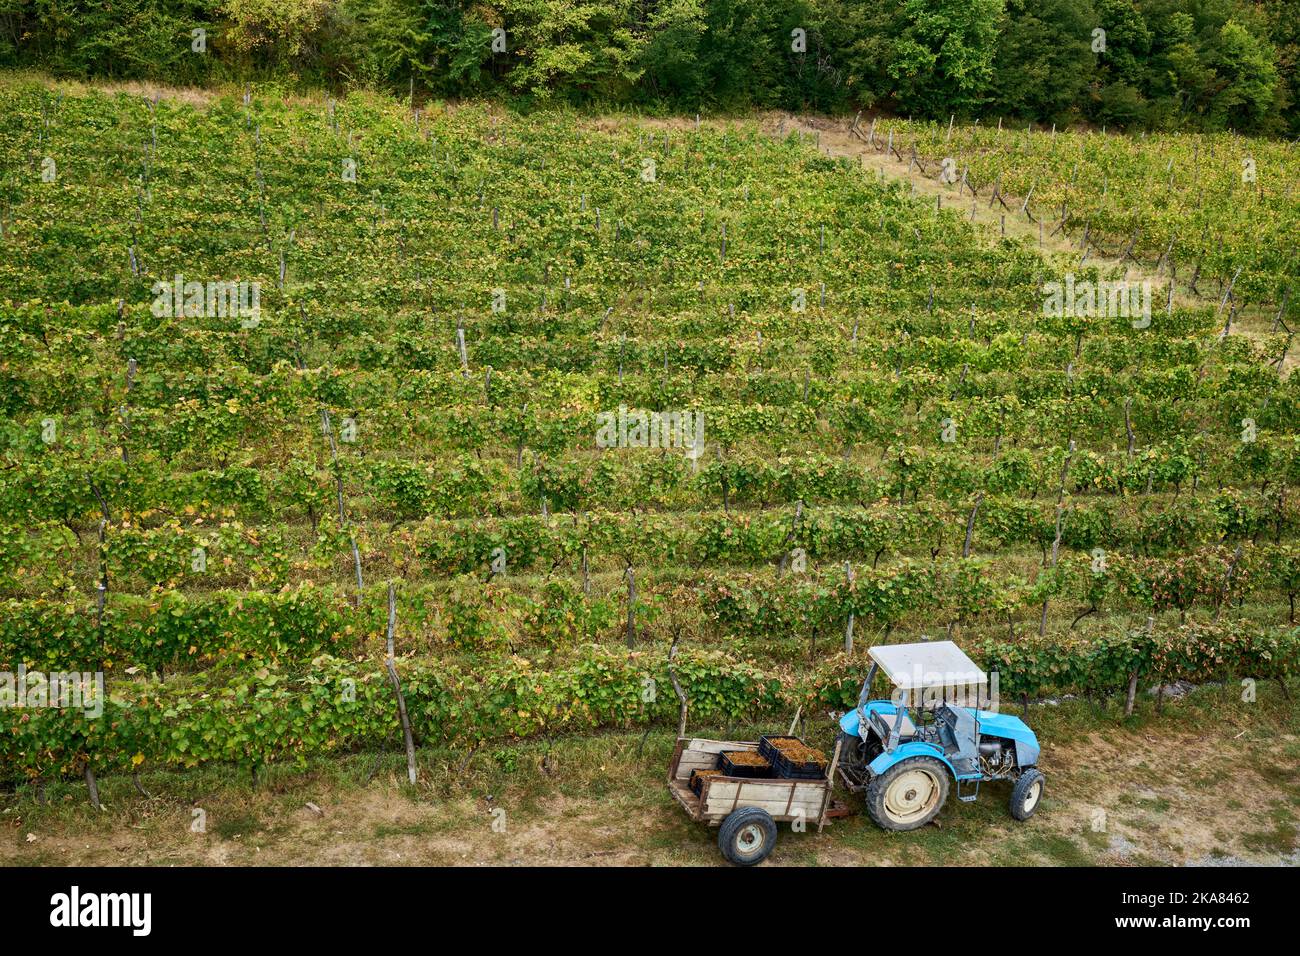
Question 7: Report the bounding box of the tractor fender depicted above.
[868,741,960,780]
[839,699,896,737]
[839,706,873,736]
[839,708,861,736]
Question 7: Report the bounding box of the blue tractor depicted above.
[836,641,1045,831]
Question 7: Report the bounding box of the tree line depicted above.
[4,1,1298,134]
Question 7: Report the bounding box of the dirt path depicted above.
[771,113,1095,260]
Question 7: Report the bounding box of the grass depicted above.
[1,681,1295,867]
[1239,817,1298,854]
[211,811,264,841]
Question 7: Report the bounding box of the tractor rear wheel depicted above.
[718,807,778,866]
[838,729,883,766]
[1010,768,1045,821]
[866,756,950,831]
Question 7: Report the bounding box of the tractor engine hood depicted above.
[841,702,1041,767]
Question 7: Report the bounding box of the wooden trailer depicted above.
[667,735,850,865]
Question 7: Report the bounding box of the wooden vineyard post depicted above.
[385,584,418,785]
[1124,616,1154,718]
[298,343,364,609]
[1124,397,1136,459]
[962,492,983,558]
[456,319,469,377]
[1020,182,1036,219]
[843,563,856,654]
[1271,287,1290,334]
[84,764,102,812]
[1218,265,1243,318]
[716,446,730,513]
[1039,441,1075,637]
[625,565,636,648]
[82,483,113,810]
[515,403,528,467]
[119,356,137,463]
[321,408,363,607]
[1124,660,1141,718]
[777,501,803,576]
[1156,234,1175,274]
[1214,544,1244,622]
[87,556,107,810]
[668,630,688,739]
[349,539,363,605]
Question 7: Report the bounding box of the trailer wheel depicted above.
[866,756,950,831]
[1010,768,1045,821]
[718,807,778,866]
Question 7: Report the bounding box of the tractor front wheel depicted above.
[718,807,778,866]
[866,756,950,831]
[1010,768,1045,821]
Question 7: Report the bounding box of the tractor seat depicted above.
[875,712,918,738]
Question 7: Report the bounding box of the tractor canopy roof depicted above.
[868,640,988,692]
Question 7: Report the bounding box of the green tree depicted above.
[495,0,646,102]
[1207,19,1279,129]
[639,0,709,105]
[1093,0,1151,87]
[697,0,787,109]
[1258,0,1300,133]
[339,0,493,92]
[990,0,1097,122]
[887,0,1004,117]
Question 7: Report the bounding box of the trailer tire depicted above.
[866,756,950,831]
[718,807,778,866]
[1010,768,1045,821]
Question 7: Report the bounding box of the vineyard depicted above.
[1,77,1298,845]
[876,115,1299,311]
